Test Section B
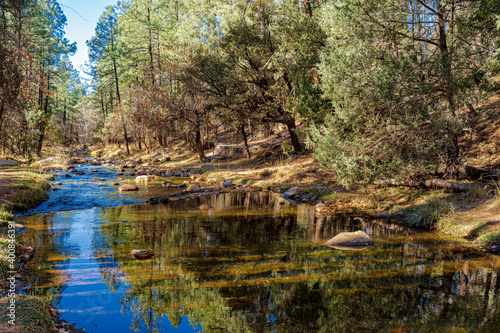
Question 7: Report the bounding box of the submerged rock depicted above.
[131,249,154,260]
[119,184,139,192]
[325,231,373,249]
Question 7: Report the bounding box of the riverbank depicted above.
[0,161,61,332]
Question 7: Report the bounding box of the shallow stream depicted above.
[14,164,500,332]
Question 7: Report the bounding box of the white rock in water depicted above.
[324,231,373,248]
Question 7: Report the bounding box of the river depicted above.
[14,164,500,332]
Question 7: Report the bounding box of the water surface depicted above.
[14,166,500,332]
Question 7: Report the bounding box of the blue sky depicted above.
[60,0,117,82]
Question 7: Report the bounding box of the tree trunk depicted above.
[437,2,459,166]
[112,54,130,155]
[240,123,251,158]
[284,117,302,152]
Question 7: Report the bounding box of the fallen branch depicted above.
[375,178,472,192]
[434,165,500,181]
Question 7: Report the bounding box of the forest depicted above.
[1,0,500,185]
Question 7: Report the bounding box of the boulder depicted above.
[119,184,139,192]
[186,184,201,192]
[213,144,244,156]
[43,164,66,172]
[162,180,174,187]
[316,202,327,214]
[199,204,210,210]
[201,163,216,169]
[92,178,105,181]
[135,175,154,183]
[66,157,83,165]
[223,180,233,187]
[282,186,304,199]
[324,231,373,249]
[131,249,154,260]
[0,160,19,166]
[178,183,187,188]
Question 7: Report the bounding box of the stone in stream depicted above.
[52,182,62,186]
[324,231,373,250]
[198,204,210,210]
[316,202,327,214]
[282,186,303,199]
[186,184,201,192]
[131,249,154,260]
[162,180,174,187]
[92,178,105,181]
[119,184,139,192]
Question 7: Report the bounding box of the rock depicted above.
[98,183,106,186]
[119,184,139,192]
[186,184,201,192]
[131,249,154,260]
[490,245,500,253]
[91,169,99,172]
[52,182,62,186]
[66,157,84,165]
[316,202,327,214]
[42,164,66,172]
[115,172,125,176]
[213,144,244,156]
[112,182,120,186]
[63,174,72,178]
[389,211,406,220]
[282,186,303,199]
[223,180,233,187]
[42,182,51,191]
[162,180,174,187]
[92,178,105,181]
[201,163,216,169]
[199,204,210,210]
[0,159,19,166]
[33,157,58,166]
[378,214,390,220]
[178,183,187,188]
[135,175,154,183]
[142,163,149,167]
[324,231,373,248]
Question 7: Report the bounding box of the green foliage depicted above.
[309,0,498,185]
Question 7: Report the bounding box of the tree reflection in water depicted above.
[19,192,500,332]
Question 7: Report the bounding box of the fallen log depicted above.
[434,165,500,181]
[374,178,484,192]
